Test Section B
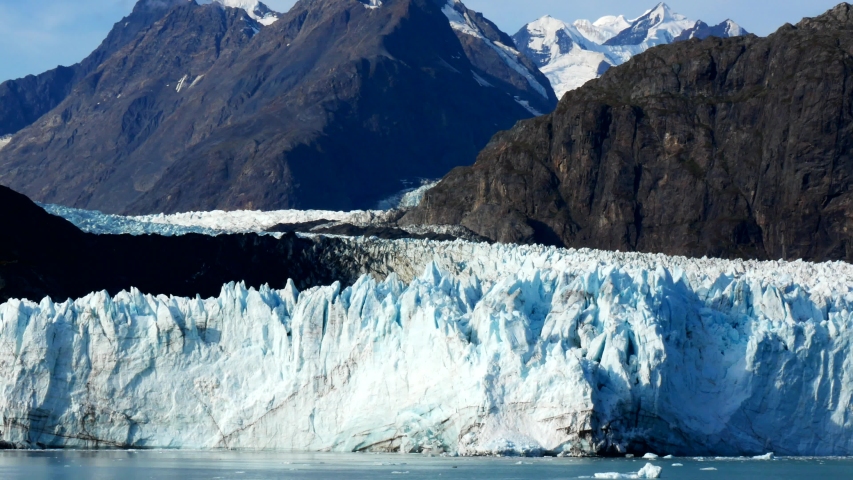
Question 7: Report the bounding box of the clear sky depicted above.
[0,0,845,82]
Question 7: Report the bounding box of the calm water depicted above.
[0,451,850,479]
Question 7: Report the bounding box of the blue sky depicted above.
[0,0,844,82]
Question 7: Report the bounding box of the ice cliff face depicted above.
[2,237,852,455]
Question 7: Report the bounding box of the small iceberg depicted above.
[593,463,662,479]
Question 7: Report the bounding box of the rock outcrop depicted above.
[404,3,853,263]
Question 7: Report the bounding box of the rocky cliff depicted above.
[0,0,556,214]
[404,3,853,263]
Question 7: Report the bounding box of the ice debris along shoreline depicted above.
[2,236,853,455]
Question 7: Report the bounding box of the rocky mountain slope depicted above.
[513,3,747,96]
[403,3,853,263]
[0,0,190,138]
[0,0,555,214]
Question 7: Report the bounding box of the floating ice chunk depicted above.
[752,452,774,460]
[637,464,662,478]
[642,453,659,459]
[663,455,673,459]
[700,467,718,470]
[672,463,683,466]
[593,463,661,479]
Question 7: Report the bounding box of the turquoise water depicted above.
[0,451,850,479]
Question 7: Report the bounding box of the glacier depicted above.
[2,233,853,455]
[39,203,400,236]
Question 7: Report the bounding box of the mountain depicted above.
[0,0,556,214]
[674,19,747,42]
[0,0,190,138]
[513,3,748,97]
[403,4,853,263]
[4,186,853,455]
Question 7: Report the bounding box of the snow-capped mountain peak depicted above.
[207,0,280,26]
[606,2,694,46]
[513,3,748,97]
[721,19,747,36]
[633,2,679,23]
[582,15,630,43]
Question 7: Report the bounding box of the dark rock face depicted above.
[0,0,555,214]
[403,4,853,263]
[0,185,362,303]
[0,0,187,137]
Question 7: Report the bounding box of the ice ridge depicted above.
[2,242,852,455]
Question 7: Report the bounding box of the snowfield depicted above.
[2,225,853,454]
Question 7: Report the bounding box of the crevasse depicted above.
[1,245,852,455]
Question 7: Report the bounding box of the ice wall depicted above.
[2,242,852,455]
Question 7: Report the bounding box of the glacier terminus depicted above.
[1,225,852,456]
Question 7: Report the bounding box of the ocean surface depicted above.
[0,451,850,479]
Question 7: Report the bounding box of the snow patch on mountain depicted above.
[514,3,747,97]
[208,0,279,25]
[0,135,11,151]
[1,235,853,454]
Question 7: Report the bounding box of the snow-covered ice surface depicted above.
[40,203,399,236]
[2,231,853,455]
[514,3,747,97]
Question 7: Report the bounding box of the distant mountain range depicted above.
[512,2,748,97]
[0,0,556,214]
